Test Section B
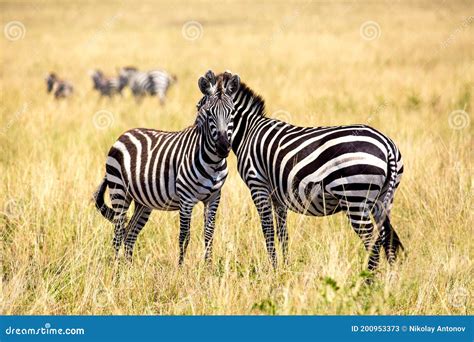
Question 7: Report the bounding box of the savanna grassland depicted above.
[1,0,472,315]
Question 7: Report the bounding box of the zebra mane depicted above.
[194,75,267,126]
[234,81,267,118]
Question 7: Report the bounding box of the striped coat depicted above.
[45,73,73,99]
[94,70,240,263]
[119,67,177,104]
[200,73,404,271]
[91,70,126,97]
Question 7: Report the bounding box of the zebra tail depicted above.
[93,176,115,223]
[379,145,398,223]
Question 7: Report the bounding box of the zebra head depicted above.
[45,73,57,93]
[198,70,240,158]
[91,69,108,90]
[118,66,138,86]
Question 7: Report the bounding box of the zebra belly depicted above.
[132,184,181,211]
[106,156,181,211]
[278,181,342,217]
[176,169,227,204]
[281,173,386,217]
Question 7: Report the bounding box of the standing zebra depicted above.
[45,73,74,99]
[93,70,240,264]
[199,72,404,272]
[118,66,177,105]
[90,70,127,97]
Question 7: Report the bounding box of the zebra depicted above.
[198,72,404,272]
[118,66,177,105]
[45,73,73,99]
[93,70,240,264]
[90,69,127,97]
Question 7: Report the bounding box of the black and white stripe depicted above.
[45,73,74,99]
[94,70,240,264]
[119,66,177,105]
[200,73,404,271]
[90,70,126,97]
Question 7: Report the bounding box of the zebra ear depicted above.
[225,74,240,96]
[204,70,216,84]
[198,76,215,95]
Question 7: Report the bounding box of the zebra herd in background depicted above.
[94,70,404,276]
[45,67,177,104]
[45,73,74,99]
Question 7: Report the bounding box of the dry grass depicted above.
[0,0,472,315]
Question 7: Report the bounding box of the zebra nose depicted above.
[216,133,230,157]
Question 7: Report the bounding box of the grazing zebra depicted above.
[199,73,404,272]
[90,70,127,97]
[45,73,73,99]
[93,70,240,264]
[118,66,177,105]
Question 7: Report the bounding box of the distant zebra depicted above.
[45,73,73,99]
[119,66,177,105]
[90,70,127,97]
[93,70,240,263]
[199,73,404,272]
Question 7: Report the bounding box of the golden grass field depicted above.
[1,0,472,315]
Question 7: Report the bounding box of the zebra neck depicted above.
[231,83,267,155]
[231,108,267,156]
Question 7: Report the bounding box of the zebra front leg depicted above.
[178,200,194,265]
[251,189,277,268]
[273,199,289,264]
[203,193,221,262]
[124,203,152,261]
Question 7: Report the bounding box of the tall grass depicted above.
[1,0,472,314]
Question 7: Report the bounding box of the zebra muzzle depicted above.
[216,134,231,158]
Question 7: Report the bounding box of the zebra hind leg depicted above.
[344,202,382,273]
[110,188,131,258]
[379,215,404,265]
[371,196,404,266]
[124,203,152,262]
